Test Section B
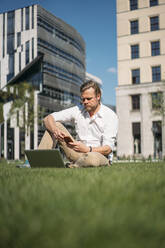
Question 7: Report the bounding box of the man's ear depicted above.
[97,93,101,101]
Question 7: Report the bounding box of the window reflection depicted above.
[26,7,29,30]
[42,85,80,106]
[25,41,30,65]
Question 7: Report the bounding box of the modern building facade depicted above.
[0,5,86,160]
[116,0,165,159]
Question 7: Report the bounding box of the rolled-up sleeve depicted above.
[102,113,118,151]
[51,106,78,123]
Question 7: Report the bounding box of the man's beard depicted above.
[85,102,100,112]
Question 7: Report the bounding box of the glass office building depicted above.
[0,5,86,160]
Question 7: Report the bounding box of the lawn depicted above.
[0,161,165,248]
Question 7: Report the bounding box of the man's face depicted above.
[81,87,100,112]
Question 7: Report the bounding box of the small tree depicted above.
[7,82,44,131]
[151,85,165,158]
[0,89,13,124]
[8,82,35,132]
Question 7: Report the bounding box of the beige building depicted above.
[116,0,165,159]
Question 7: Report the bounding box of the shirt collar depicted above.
[97,104,104,118]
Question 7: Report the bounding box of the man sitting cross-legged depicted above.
[38,80,118,168]
[19,80,118,168]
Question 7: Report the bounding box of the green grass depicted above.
[0,161,165,248]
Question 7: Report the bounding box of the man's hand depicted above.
[52,128,65,142]
[67,141,89,153]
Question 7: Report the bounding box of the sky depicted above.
[0,0,117,106]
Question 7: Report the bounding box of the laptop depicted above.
[25,149,66,168]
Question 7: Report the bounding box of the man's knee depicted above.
[38,130,55,149]
[74,152,109,167]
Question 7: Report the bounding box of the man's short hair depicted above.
[80,80,102,97]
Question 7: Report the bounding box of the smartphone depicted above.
[64,136,73,143]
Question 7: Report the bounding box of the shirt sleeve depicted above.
[50,106,78,123]
[102,113,118,151]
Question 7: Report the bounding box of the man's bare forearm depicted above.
[43,115,57,134]
[91,145,111,156]
[71,142,112,155]
[43,115,65,141]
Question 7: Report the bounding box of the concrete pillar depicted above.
[116,91,133,157]
[34,91,39,149]
[0,124,1,159]
[162,91,165,159]
[141,93,153,158]
[4,120,7,159]
[24,102,30,150]
[14,126,20,160]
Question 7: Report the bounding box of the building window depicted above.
[7,11,15,35]
[131,44,139,59]
[131,95,140,110]
[3,13,5,57]
[19,52,21,72]
[130,0,138,10]
[9,54,14,74]
[37,16,84,54]
[152,66,161,82]
[151,41,160,56]
[7,11,15,55]
[25,7,29,30]
[151,92,163,110]
[32,38,34,59]
[8,54,14,81]
[17,32,21,47]
[132,69,140,84]
[21,8,23,31]
[25,41,30,65]
[38,38,84,69]
[7,34,15,54]
[150,0,158,7]
[43,61,83,86]
[32,5,34,29]
[150,16,159,31]
[132,122,141,154]
[130,20,139,34]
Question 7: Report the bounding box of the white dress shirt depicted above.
[51,104,118,160]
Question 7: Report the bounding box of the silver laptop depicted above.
[25,149,66,168]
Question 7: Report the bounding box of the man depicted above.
[19,80,118,168]
[39,80,118,167]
